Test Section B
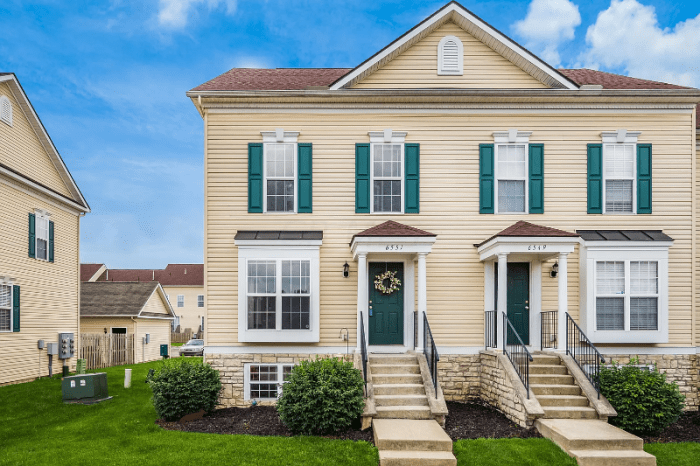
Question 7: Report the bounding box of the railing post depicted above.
[357,253,367,352]
[557,252,568,352]
[497,253,508,351]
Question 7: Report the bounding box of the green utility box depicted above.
[62,373,108,403]
[76,359,86,374]
[160,344,169,358]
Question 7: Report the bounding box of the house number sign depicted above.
[385,244,404,251]
[527,244,548,251]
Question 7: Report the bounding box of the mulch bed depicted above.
[640,410,700,443]
[156,400,540,443]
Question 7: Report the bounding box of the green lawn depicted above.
[0,360,378,466]
[454,438,578,466]
[645,442,700,466]
[171,342,184,347]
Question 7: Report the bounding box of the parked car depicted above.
[180,339,204,357]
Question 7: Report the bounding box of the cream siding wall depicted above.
[205,110,695,349]
[0,180,80,385]
[141,290,172,316]
[0,82,73,198]
[81,317,135,334]
[134,318,171,363]
[163,285,205,332]
[353,22,548,89]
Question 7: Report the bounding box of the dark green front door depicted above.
[507,263,530,345]
[368,262,404,345]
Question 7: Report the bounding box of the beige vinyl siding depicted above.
[163,285,205,332]
[353,22,548,89]
[205,110,694,349]
[81,317,135,334]
[134,318,171,363]
[141,290,172,316]
[0,181,80,385]
[0,82,73,198]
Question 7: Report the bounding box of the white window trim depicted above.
[261,130,300,214]
[110,327,127,334]
[243,362,294,401]
[580,241,670,344]
[236,239,321,343]
[34,209,50,261]
[197,295,204,307]
[0,279,13,333]
[368,130,407,215]
[601,130,641,215]
[492,130,532,215]
[177,295,184,307]
[437,35,464,76]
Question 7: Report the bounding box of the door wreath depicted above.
[374,270,401,295]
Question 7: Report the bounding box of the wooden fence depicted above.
[80,333,135,370]
[171,330,193,343]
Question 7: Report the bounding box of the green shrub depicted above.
[149,357,221,421]
[277,357,365,435]
[599,358,684,435]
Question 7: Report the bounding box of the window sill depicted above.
[586,329,668,344]
[239,329,319,343]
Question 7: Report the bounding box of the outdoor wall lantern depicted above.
[103,328,108,334]
[343,262,350,278]
[550,262,559,278]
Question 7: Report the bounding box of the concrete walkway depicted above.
[536,419,656,466]
[373,419,456,466]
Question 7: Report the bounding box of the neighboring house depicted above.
[81,263,205,335]
[187,1,700,416]
[80,282,174,363]
[0,73,90,385]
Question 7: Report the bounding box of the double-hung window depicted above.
[177,295,184,307]
[595,261,658,331]
[236,233,321,343]
[603,143,635,213]
[495,144,527,213]
[264,143,296,213]
[371,143,403,213]
[36,213,49,261]
[0,284,11,332]
[244,363,294,400]
[197,295,204,307]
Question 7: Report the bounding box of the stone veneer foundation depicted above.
[206,351,699,422]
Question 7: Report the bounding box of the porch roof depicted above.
[476,221,578,248]
[577,230,673,242]
[351,220,436,242]
[234,230,323,240]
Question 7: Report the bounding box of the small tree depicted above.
[149,358,221,421]
[277,357,364,435]
[600,358,684,435]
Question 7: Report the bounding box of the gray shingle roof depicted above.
[577,230,673,242]
[81,282,167,317]
[234,231,323,240]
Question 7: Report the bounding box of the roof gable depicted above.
[0,74,89,211]
[354,220,436,238]
[331,1,577,90]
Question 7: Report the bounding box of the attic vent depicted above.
[0,96,12,127]
[438,35,463,76]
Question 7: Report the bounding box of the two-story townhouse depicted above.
[188,2,700,422]
[1,73,90,385]
[82,263,205,335]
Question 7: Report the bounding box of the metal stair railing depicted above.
[484,310,497,349]
[566,312,605,399]
[503,313,533,398]
[540,310,557,350]
[359,312,368,395]
[423,312,440,399]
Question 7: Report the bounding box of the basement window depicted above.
[244,363,294,400]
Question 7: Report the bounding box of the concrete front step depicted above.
[379,450,457,466]
[530,355,561,365]
[369,354,419,365]
[569,450,656,466]
[537,395,591,407]
[371,363,421,375]
[373,373,424,385]
[530,374,574,385]
[373,419,452,452]
[531,384,582,396]
[536,419,644,452]
[375,406,433,420]
[529,364,569,375]
[375,394,430,407]
[543,406,598,419]
[373,383,426,396]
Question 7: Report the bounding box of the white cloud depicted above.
[157,0,237,28]
[581,0,700,87]
[513,0,581,66]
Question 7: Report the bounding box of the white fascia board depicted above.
[329,3,577,91]
[582,241,673,251]
[137,315,174,320]
[87,264,107,282]
[2,75,90,211]
[0,166,87,213]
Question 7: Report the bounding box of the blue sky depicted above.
[1,0,698,268]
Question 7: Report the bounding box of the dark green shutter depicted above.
[355,143,370,213]
[479,144,494,214]
[28,213,36,258]
[404,143,420,213]
[528,144,544,214]
[12,285,20,332]
[248,143,263,213]
[298,143,313,213]
[637,144,652,214]
[48,220,54,263]
[587,144,603,214]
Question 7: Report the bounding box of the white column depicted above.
[497,253,508,351]
[557,253,569,352]
[356,253,367,351]
[416,253,427,352]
